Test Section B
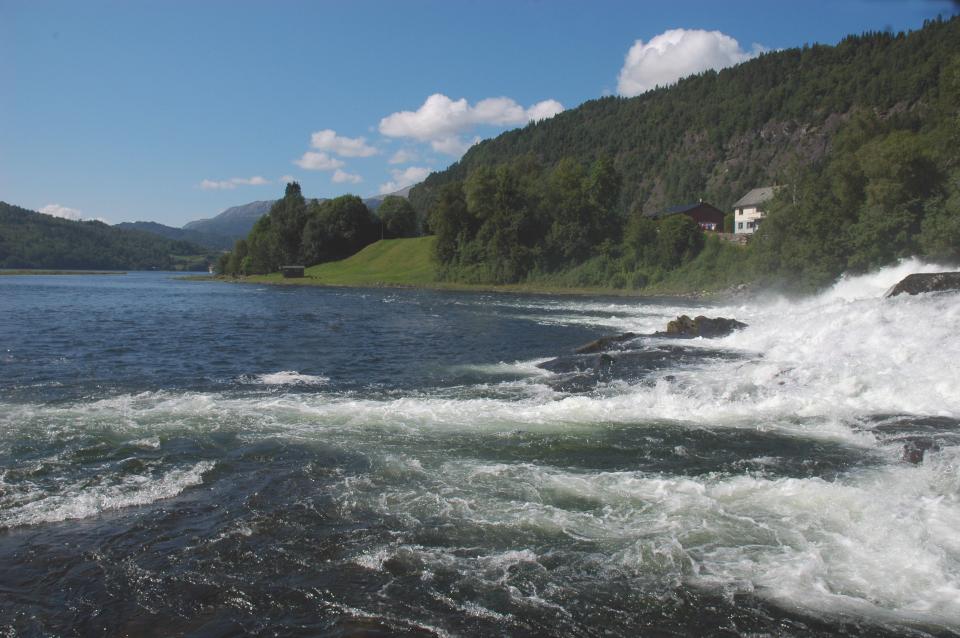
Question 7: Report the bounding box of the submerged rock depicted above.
[659,315,747,339]
[886,272,960,297]
[901,439,940,464]
[574,332,637,354]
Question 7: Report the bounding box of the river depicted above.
[1,262,958,636]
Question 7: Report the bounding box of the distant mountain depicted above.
[0,202,212,270]
[184,188,415,244]
[114,221,234,251]
[183,200,275,242]
[363,186,414,212]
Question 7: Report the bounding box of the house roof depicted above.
[644,201,721,219]
[733,186,779,208]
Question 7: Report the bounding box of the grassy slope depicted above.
[252,237,438,286]
[247,236,721,297]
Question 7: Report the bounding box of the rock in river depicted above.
[885,272,960,298]
[660,315,747,338]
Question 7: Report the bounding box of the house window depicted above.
[737,222,743,229]
[746,222,754,229]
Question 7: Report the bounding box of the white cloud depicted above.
[430,135,480,156]
[332,169,363,184]
[388,149,417,165]
[618,28,765,97]
[39,204,84,221]
[378,166,431,194]
[279,174,297,184]
[379,93,564,155]
[199,176,271,190]
[309,129,379,157]
[293,151,345,171]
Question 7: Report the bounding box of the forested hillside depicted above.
[0,202,213,270]
[411,18,958,217]
[114,221,234,251]
[415,17,960,290]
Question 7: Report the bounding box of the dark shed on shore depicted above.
[644,201,725,232]
[281,265,305,278]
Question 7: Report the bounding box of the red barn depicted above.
[644,201,725,232]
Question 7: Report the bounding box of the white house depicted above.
[733,186,779,234]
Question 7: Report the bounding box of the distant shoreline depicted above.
[0,269,127,276]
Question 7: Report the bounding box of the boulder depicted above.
[902,439,940,464]
[574,332,637,354]
[660,315,747,338]
[886,272,960,298]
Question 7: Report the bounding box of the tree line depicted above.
[216,183,419,275]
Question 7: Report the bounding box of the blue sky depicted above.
[1,0,956,227]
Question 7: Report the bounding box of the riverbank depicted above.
[199,237,751,300]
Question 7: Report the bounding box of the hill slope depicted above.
[114,221,233,251]
[0,202,211,270]
[253,237,437,286]
[410,17,959,216]
[184,200,274,241]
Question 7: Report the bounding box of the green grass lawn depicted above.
[251,236,438,287]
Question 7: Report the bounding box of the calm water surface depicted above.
[1,269,959,636]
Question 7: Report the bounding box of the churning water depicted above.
[1,263,958,636]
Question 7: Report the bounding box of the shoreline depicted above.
[185,273,751,302]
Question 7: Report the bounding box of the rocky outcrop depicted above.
[659,315,747,339]
[886,272,960,298]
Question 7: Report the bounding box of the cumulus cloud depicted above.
[617,28,765,97]
[293,151,345,171]
[332,169,363,184]
[39,204,84,221]
[378,166,431,195]
[430,135,480,156]
[388,149,417,165]
[379,93,564,155]
[199,176,270,190]
[310,129,378,157]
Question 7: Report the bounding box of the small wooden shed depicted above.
[281,265,305,278]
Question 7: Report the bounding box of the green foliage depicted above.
[0,202,213,270]
[654,214,705,269]
[750,109,956,289]
[429,156,625,284]
[220,184,379,276]
[377,196,419,238]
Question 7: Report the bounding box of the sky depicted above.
[1,0,956,227]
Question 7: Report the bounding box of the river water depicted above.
[1,262,959,636]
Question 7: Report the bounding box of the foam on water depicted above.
[0,460,214,529]
[249,370,329,386]
[337,447,960,628]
